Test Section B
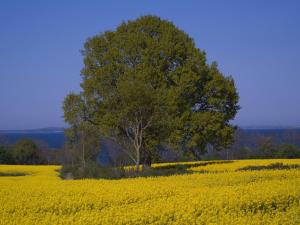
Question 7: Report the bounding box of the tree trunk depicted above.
[191,147,201,160]
[135,146,140,172]
[125,118,152,173]
[82,134,86,168]
[142,151,152,168]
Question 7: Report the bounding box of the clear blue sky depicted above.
[0,0,300,130]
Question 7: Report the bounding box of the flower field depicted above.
[0,159,299,225]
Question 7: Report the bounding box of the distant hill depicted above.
[0,128,65,148]
[0,127,65,134]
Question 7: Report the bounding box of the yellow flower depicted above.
[0,159,299,224]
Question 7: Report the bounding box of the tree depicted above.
[228,129,251,159]
[64,15,239,171]
[63,94,101,168]
[274,143,300,159]
[0,145,14,164]
[12,139,40,164]
[257,136,276,158]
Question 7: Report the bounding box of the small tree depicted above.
[12,139,40,164]
[63,94,101,168]
[274,143,300,159]
[0,145,14,164]
[257,137,276,158]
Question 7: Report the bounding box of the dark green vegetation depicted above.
[237,162,300,171]
[60,160,234,179]
[207,130,300,160]
[0,172,27,176]
[62,15,239,176]
[60,160,300,180]
[0,139,61,165]
[12,139,40,164]
[1,128,299,164]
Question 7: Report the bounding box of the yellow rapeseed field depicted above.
[0,159,299,225]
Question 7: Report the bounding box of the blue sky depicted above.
[0,0,299,129]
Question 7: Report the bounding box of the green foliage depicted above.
[202,151,222,161]
[63,92,102,168]
[63,93,86,126]
[60,160,234,180]
[257,137,276,158]
[12,139,41,164]
[63,15,239,170]
[256,137,300,159]
[0,145,14,164]
[63,123,101,168]
[274,143,300,159]
[1,141,62,165]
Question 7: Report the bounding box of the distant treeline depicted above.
[0,128,300,165]
[202,128,300,160]
[0,139,64,165]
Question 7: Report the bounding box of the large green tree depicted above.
[63,15,239,170]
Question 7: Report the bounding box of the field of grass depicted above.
[0,159,299,224]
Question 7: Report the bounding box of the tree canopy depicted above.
[12,139,40,164]
[63,15,239,170]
